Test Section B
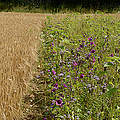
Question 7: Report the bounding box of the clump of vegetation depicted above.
[22,14,120,119]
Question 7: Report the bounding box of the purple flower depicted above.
[88,37,92,41]
[48,70,50,72]
[110,53,114,57]
[82,40,85,43]
[53,51,56,54]
[87,111,91,115]
[59,94,64,98]
[52,42,54,46]
[90,49,96,53]
[52,70,56,75]
[73,61,78,66]
[90,42,96,46]
[93,57,95,64]
[94,76,99,80]
[90,42,94,45]
[56,99,62,106]
[79,44,83,48]
[75,77,79,80]
[54,83,58,89]
[80,74,84,78]
[52,88,56,92]
[63,83,67,88]
[87,84,91,88]
[67,75,70,78]
[88,53,91,57]
[58,73,64,77]
[99,92,103,95]
[43,118,47,120]
[36,75,40,79]
[91,68,93,71]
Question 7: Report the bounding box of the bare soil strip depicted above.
[0,12,49,120]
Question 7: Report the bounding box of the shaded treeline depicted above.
[0,0,120,12]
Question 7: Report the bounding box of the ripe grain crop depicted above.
[0,12,49,120]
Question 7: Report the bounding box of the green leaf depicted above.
[104,62,114,67]
[59,46,64,49]
[106,85,118,97]
[106,56,120,61]
[56,64,59,69]
[62,39,70,44]
[64,105,70,111]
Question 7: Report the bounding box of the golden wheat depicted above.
[0,12,48,120]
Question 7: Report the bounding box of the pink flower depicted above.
[43,118,47,120]
[63,83,67,88]
[56,99,62,106]
[93,57,95,64]
[73,61,78,66]
[52,70,56,75]
[80,74,84,78]
[90,42,96,46]
[88,37,92,41]
[54,83,58,89]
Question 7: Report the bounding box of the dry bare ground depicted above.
[0,12,50,120]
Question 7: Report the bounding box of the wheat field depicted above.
[0,12,48,120]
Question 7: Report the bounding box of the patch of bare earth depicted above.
[0,12,50,120]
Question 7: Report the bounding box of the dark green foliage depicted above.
[0,0,120,13]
